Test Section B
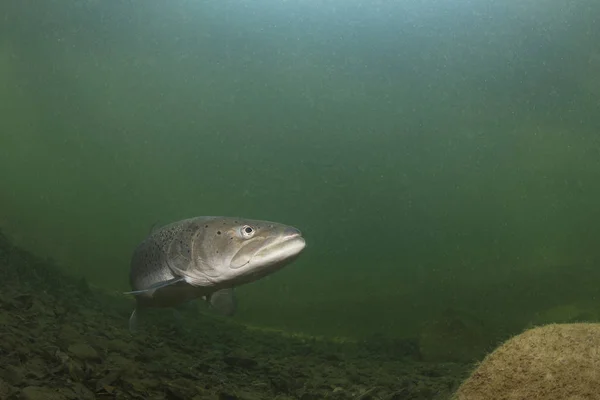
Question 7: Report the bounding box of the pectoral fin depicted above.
[123,277,185,295]
[128,308,138,334]
[207,288,237,316]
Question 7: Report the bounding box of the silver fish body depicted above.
[125,216,306,331]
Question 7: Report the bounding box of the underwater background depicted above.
[2,0,600,349]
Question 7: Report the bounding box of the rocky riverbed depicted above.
[0,231,470,400]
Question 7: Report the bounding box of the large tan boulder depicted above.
[454,323,600,400]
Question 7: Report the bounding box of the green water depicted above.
[1,0,600,341]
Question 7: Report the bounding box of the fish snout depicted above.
[282,227,302,239]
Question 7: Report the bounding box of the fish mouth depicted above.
[245,233,306,269]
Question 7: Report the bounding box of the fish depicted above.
[124,216,306,332]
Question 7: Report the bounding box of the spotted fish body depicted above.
[125,216,306,332]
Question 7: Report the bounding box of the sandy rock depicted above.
[454,323,600,399]
[67,343,100,361]
[0,378,15,399]
[21,386,68,400]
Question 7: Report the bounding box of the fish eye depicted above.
[240,225,255,238]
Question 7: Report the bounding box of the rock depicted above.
[67,359,85,382]
[105,353,136,375]
[70,383,95,400]
[0,378,15,399]
[218,390,263,400]
[223,350,258,369]
[106,338,132,353]
[453,323,600,399]
[58,325,82,343]
[95,369,122,392]
[67,343,100,361]
[21,386,68,400]
[1,365,25,385]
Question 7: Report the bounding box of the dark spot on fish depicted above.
[217,231,221,235]
[205,225,208,228]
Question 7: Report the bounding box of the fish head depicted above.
[188,217,306,287]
